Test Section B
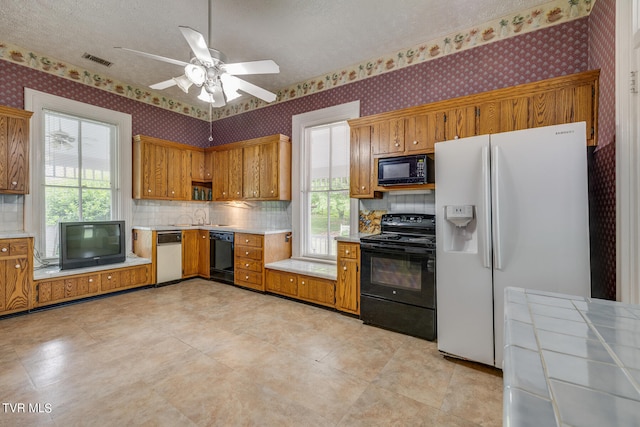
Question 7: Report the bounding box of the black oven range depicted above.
[359,213,436,341]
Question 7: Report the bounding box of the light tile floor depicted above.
[0,279,503,426]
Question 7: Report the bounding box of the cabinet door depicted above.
[445,106,476,140]
[259,141,279,199]
[349,126,374,198]
[212,150,230,200]
[555,84,595,144]
[405,113,444,151]
[476,101,501,136]
[167,147,190,200]
[266,269,298,297]
[150,144,168,198]
[191,150,205,181]
[6,117,28,193]
[372,119,404,154]
[2,257,29,312]
[298,276,335,307]
[228,148,243,199]
[337,258,360,314]
[499,97,529,133]
[182,230,199,278]
[243,145,261,199]
[204,150,213,181]
[198,229,210,277]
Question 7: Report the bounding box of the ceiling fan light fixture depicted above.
[198,86,214,103]
[172,75,193,93]
[185,63,206,86]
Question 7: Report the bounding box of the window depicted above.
[25,89,132,262]
[41,110,116,257]
[291,101,360,261]
[303,122,350,258]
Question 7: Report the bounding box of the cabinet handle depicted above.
[171,190,175,194]
[343,266,347,271]
[223,192,226,195]
[245,263,249,267]
[271,190,274,194]
[107,275,112,280]
[361,186,365,190]
[394,143,399,147]
[413,140,418,145]
[301,281,305,285]
[11,181,17,186]
[345,250,350,254]
[202,235,206,239]
[1,247,7,252]
[236,192,240,195]
[89,279,93,282]
[15,264,20,269]
[148,189,151,193]
[289,278,294,282]
[245,275,249,280]
[245,251,249,255]
[245,239,249,243]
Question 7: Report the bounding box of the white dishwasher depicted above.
[156,231,182,284]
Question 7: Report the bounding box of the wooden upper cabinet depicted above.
[0,106,33,194]
[405,112,445,151]
[445,106,477,140]
[133,135,193,200]
[191,150,205,181]
[211,134,290,202]
[203,150,213,181]
[372,119,405,155]
[350,126,376,198]
[498,97,530,133]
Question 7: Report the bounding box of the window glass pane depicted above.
[330,124,350,190]
[309,192,329,255]
[81,121,113,188]
[44,186,79,257]
[309,127,330,191]
[81,188,112,221]
[44,114,79,186]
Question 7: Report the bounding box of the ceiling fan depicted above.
[115,3,279,107]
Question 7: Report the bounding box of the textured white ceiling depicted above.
[0,0,550,107]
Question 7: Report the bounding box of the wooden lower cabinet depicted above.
[182,229,200,278]
[0,237,32,315]
[234,232,291,291]
[265,269,336,309]
[33,264,152,308]
[336,242,360,315]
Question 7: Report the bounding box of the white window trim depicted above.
[24,88,133,261]
[291,101,360,260]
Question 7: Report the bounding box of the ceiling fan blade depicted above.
[149,79,178,90]
[224,75,277,103]
[221,60,280,75]
[114,47,189,67]
[179,26,213,65]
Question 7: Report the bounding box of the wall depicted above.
[588,0,616,299]
[210,18,589,145]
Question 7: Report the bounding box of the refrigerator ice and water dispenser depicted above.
[443,205,477,253]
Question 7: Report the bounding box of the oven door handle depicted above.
[360,243,434,255]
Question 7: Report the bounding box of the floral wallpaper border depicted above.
[0,0,594,122]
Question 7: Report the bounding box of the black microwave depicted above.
[377,154,428,186]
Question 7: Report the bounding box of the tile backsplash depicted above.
[359,191,435,233]
[132,199,291,230]
[0,195,24,231]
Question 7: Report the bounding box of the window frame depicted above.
[291,101,360,262]
[24,88,133,263]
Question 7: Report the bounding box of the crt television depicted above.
[59,220,126,270]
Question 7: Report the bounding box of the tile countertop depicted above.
[133,225,291,235]
[334,233,376,243]
[265,259,337,281]
[34,255,152,281]
[503,287,640,427]
[0,232,33,239]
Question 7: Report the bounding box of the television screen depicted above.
[59,221,126,270]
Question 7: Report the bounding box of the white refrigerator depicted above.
[435,122,591,368]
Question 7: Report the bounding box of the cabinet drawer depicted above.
[265,270,298,297]
[0,239,28,257]
[338,243,359,259]
[235,258,262,273]
[298,276,336,308]
[236,245,263,261]
[236,269,262,286]
[236,233,263,248]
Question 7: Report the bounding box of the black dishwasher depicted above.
[210,231,234,284]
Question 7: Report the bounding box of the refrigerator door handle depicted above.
[492,145,503,270]
[482,146,492,269]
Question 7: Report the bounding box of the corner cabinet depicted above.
[132,135,193,201]
[0,237,32,315]
[210,134,291,201]
[0,105,33,194]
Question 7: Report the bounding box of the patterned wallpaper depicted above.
[588,0,616,300]
[0,60,212,147]
[210,18,589,145]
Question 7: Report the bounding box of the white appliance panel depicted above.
[436,135,494,366]
[490,122,590,367]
